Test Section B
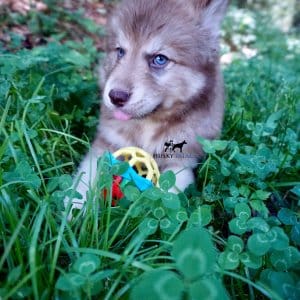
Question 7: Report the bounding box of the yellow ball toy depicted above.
[113,147,160,186]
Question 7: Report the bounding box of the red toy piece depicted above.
[111,175,124,205]
[103,175,124,206]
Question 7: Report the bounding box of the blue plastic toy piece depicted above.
[108,153,153,191]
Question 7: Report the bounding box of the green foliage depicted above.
[218,235,262,270]
[55,254,113,298]
[260,269,300,300]
[159,170,176,191]
[0,2,299,300]
[131,228,229,300]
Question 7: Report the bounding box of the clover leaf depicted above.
[247,226,289,256]
[7,266,22,285]
[218,235,262,270]
[142,186,164,201]
[260,270,300,300]
[223,197,239,210]
[73,254,101,276]
[235,145,278,180]
[278,208,300,245]
[138,210,180,236]
[221,158,231,177]
[131,228,228,300]
[247,233,270,256]
[159,170,176,191]
[188,277,229,300]
[159,218,180,235]
[247,217,270,232]
[239,252,262,269]
[55,255,114,297]
[229,218,248,235]
[197,137,228,155]
[291,185,300,198]
[3,160,41,189]
[268,227,289,250]
[218,251,240,270]
[270,247,300,271]
[172,227,216,280]
[139,218,159,236]
[229,203,251,235]
[168,209,189,224]
[153,207,166,219]
[235,203,251,220]
[227,236,244,253]
[161,192,181,210]
[187,205,212,228]
[124,185,141,202]
[291,223,300,245]
[130,270,184,300]
[58,174,73,190]
[56,273,86,291]
[278,208,298,225]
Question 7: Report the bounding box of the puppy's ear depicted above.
[193,0,229,35]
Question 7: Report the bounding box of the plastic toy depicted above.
[107,147,160,205]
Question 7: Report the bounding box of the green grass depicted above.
[0,3,299,300]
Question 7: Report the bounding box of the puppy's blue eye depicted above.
[116,47,125,59]
[151,54,169,68]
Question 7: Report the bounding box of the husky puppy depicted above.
[68,0,228,211]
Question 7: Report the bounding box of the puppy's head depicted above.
[100,0,228,121]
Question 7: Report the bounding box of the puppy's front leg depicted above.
[64,150,100,214]
[64,137,107,213]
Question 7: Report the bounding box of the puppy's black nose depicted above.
[109,89,130,107]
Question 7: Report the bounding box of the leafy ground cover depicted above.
[0,1,299,299]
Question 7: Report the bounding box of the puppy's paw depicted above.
[63,164,94,219]
[65,150,100,219]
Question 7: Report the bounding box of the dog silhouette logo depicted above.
[164,140,174,152]
[164,140,187,153]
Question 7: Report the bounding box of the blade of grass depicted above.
[1,128,18,164]
[107,197,142,249]
[40,128,90,146]
[105,233,145,300]
[68,247,152,272]
[0,204,29,269]
[32,77,45,98]
[22,122,47,193]
[0,95,11,130]
[3,267,44,300]
[49,173,86,284]
[29,203,48,300]
[245,267,255,300]
[41,162,74,174]
[49,208,71,285]
[222,270,284,300]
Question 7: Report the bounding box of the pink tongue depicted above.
[113,110,132,121]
